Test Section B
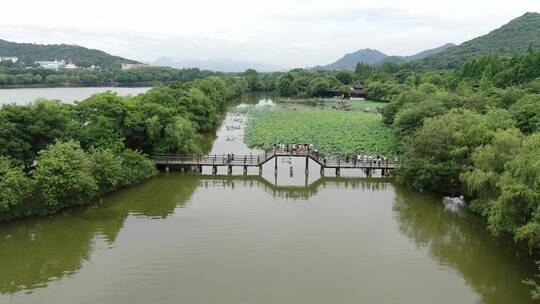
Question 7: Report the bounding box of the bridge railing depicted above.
[319,157,396,168]
[152,149,398,168]
[153,154,264,166]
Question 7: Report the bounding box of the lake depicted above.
[0,94,537,304]
[0,87,150,105]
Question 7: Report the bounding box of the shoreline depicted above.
[0,84,157,89]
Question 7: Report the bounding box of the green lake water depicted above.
[0,94,537,304]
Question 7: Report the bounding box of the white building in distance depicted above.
[35,59,66,70]
[0,56,18,63]
[121,63,151,70]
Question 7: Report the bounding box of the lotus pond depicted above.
[243,106,398,156]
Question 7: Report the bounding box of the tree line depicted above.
[0,63,216,87]
[353,51,540,252]
[0,75,250,221]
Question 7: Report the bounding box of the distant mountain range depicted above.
[419,12,540,68]
[0,39,138,68]
[153,57,278,73]
[316,12,540,71]
[314,43,456,71]
[2,12,540,72]
[382,43,457,64]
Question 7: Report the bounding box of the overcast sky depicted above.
[1,0,539,69]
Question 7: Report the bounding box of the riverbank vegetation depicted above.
[0,75,250,221]
[0,62,215,87]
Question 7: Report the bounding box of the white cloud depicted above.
[1,0,539,69]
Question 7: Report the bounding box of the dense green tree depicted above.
[509,94,540,134]
[124,101,175,153]
[277,73,298,97]
[0,157,33,210]
[119,149,157,186]
[161,117,200,154]
[392,100,447,139]
[420,72,445,86]
[381,89,425,125]
[77,115,124,152]
[397,109,515,194]
[0,100,72,166]
[308,77,332,97]
[461,128,524,210]
[525,262,540,300]
[89,149,123,194]
[489,133,540,248]
[487,87,525,109]
[134,88,180,113]
[335,71,353,85]
[354,62,373,79]
[33,141,98,209]
[181,87,219,131]
[244,69,263,91]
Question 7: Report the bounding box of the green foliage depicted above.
[34,141,98,208]
[77,115,125,152]
[244,69,263,91]
[89,149,123,194]
[308,77,333,97]
[0,157,32,210]
[74,92,128,128]
[277,73,298,97]
[335,71,353,84]
[397,109,516,194]
[381,89,426,125]
[0,99,72,166]
[0,72,249,221]
[461,128,524,206]
[244,108,397,156]
[0,64,214,88]
[488,133,540,248]
[365,82,411,102]
[119,149,158,186]
[162,117,201,154]
[524,262,540,300]
[392,99,447,138]
[418,12,540,69]
[181,87,219,131]
[509,94,540,134]
[355,62,374,79]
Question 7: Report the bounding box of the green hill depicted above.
[315,49,389,70]
[316,44,454,71]
[0,39,138,68]
[419,12,540,69]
